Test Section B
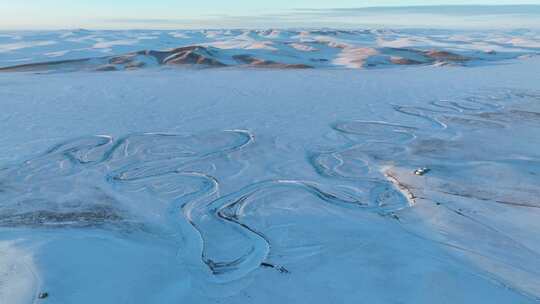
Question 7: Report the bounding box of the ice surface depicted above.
[1,30,540,303]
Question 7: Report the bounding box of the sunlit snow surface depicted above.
[1,30,540,303]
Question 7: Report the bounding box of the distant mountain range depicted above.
[1,29,538,72]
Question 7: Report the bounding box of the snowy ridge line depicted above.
[1,29,539,72]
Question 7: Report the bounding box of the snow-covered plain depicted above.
[1,29,540,304]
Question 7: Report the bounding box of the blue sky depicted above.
[1,1,540,29]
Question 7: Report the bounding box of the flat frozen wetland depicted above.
[0,29,539,303]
